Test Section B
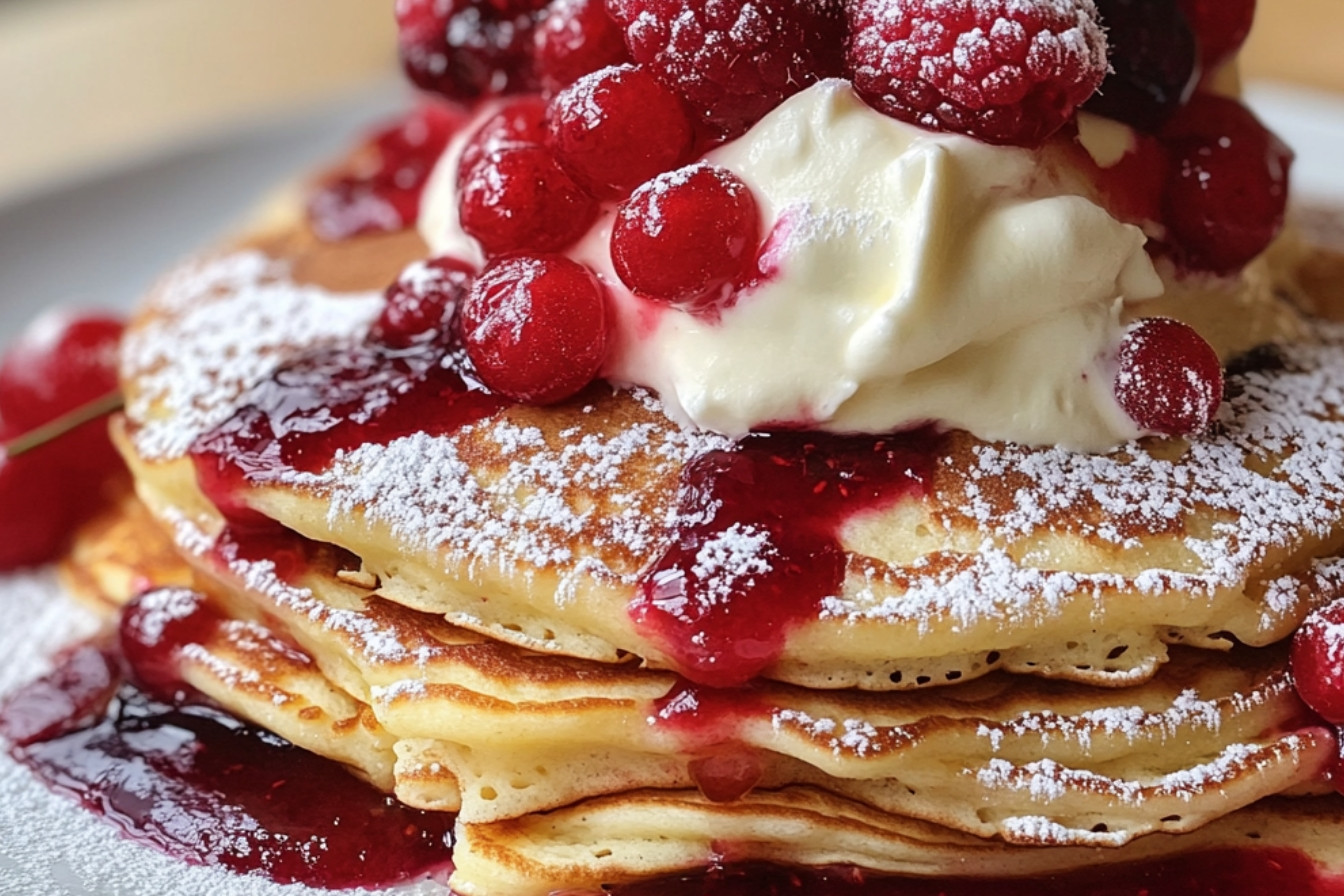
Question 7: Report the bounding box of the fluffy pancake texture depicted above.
[97,200,1344,892]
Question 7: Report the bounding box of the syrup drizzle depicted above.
[631,431,939,685]
[0,644,454,890]
[189,341,505,528]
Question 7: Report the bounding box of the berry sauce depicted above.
[0,643,454,889]
[189,341,507,527]
[631,430,940,686]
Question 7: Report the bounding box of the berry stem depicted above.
[4,388,124,459]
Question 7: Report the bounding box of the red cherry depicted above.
[1162,94,1293,275]
[547,64,695,199]
[1114,317,1223,437]
[1179,0,1256,69]
[458,144,599,256]
[460,255,610,403]
[532,0,630,95]
[611,163,761,309]
[0,310,123,431]
[1292,600,1344,725]
[118,588,220,701]
[371,256,476,348]
[456,95,549,192]
[0,431,75,571]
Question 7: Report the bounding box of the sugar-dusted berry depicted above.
[533,0,629,95]
[1162,94,1292,275]
[1292,599,1344,725]
[1114,317,1222,437]
[456,95,549,191]
[547,64,694,199]
[118,588,218,701]
[611,163,761,310]
[395,0,542,100]
[606,0,845,138]
[1085,0,1197,133]
[371,256,476,348]
[458,144,599,256]
[460,255,610,403]
[845,0,1108,147]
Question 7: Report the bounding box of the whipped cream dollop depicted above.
[421,79,1167,451]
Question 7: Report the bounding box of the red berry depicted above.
[688,748,764,803]
[371,257,476,348]
[611,163,761,309]
[606,0,845,138]
[0,310,124,431]
[1293,600,1344,724]
[547,64,694,199]
[395,0,542,100]
[1113,317,1222,437]
[1084,0,1197,133]
[460,255,610,403]
[118,588,219,701]
[458,144,599,256]
[533,0,630,95]
[1161,94,1292,275]
[457,95,549,191]
[308,103,462,241]
[0,434,75,571]
[845,0,1108,147]
[1179,0,1255,69]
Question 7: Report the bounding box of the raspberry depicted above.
[458,144,599,256]
[395,0,541,100]
[1113,317,1222,437]
[1179,0,1255,69]
[1162,94,1293,275]
[533,0,630,95]
[605,0,845,138]
[371,256,476,348]
[1084,0,1197,133]
[547,64,694,199]
[1293,599,1344,724]
[460,255,611,403]
[456,95,549,191]
[611,163,761,310]
[845,0,1108,147]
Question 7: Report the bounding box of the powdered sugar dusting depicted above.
[122,251,382,460]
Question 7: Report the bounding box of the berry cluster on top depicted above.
[300,0,1277,437]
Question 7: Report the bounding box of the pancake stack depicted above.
[81,192,1344,894]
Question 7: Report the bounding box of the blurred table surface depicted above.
[0,0,1341,205]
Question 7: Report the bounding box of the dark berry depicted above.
[547,64,694,199]
[371,256,476,348]
[118,588,218,701]
[611,163,761,310]
[1084,0,1198,133]
[1179,0,1255,69]
[845,0,1108,147]
[308,103,461,241]
[1114,317,1222,437]
[606,0,845,138]
[533,0,630,95]
[460,255,610,403]
[396,0,542,101]
[1293,599,1344,724]
[457,95,550,192]
[458,144,599,256]
[1162,94,1293,274]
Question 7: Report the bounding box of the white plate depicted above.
[1,81,1343,896]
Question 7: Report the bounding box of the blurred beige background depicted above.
[0,0,1339,203]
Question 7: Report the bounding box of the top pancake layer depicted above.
[119,221,1344,691]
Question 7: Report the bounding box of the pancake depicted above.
[118,215,1344,695]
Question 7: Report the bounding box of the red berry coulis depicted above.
[631,431,940,686]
